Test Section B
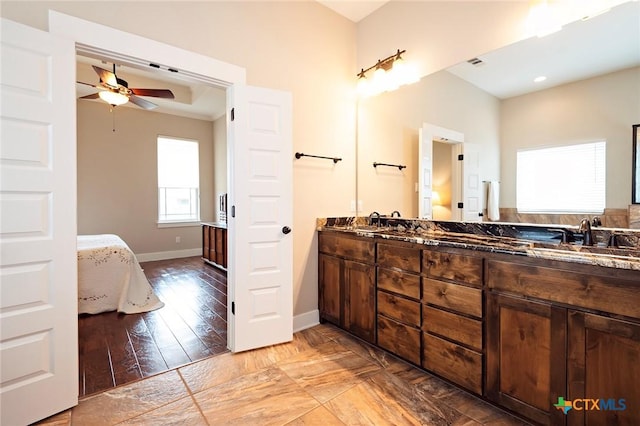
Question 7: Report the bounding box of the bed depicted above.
[77,234,165,315]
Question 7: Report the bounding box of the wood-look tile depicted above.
[323,378,422,425]
[369,370,480,426]
[193,367,320,426]
[33,409,71,426]
[278,341,382,403]
[117,395,207,426]
[178,349,277,394]
[71,370,189,425]
[285,405,346,425]
[436,389,533,425]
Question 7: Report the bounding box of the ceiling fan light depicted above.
[99,90,129,106]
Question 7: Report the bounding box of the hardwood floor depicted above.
[78,256,228,397]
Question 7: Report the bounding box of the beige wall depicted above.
[501,66,640,209]
[2,1,550,319]
[76,101,215,254]
[1,0,357,319]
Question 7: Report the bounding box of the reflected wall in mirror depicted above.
[356,1,640,227]
[634,124,640,204]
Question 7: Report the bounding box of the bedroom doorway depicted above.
[53,9,293,406]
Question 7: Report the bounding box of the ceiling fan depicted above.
[77,63,175,110]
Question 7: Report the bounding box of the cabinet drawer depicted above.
[378,315,421,365]
[319,232,375,262]
[378,291,420,327]
[378,243,421,273]
[423,333,482,395]
[422,305,482,351]
[377,268,420,300]
[423,249,482,287]
[486,260,640,319]
[423,278,482,318]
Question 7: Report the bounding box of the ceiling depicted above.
[75,1,640,118]
[447,0,640,99]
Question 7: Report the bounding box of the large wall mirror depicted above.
[634,124,640,203]
[356,1,640,226]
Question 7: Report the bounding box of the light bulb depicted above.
[99,90,129,106]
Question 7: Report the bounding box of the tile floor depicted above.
[36,323,531,425]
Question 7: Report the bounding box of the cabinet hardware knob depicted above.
[282,226,292,234]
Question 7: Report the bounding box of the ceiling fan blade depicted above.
[92,65,118,87]
[77,81,100,89]
[129,94,158,110]
[79,93,101,100]
[130,88,175,99]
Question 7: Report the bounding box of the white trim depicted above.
[293,309,320,333]
[136,248,201,263]
[49,11,246,87]
[157,221,201,228]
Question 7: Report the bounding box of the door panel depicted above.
[226,85,293,352]
[1,18,78,425]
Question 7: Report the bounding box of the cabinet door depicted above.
[344,260,375,343]
[318,254,342,326]
[202,225,211,260]
[486,293,566,426]
[568,311,640,426]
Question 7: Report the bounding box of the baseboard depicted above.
[293,309,320,333]
[136,248,201,262]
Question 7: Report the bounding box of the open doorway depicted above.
[74,44,232,396]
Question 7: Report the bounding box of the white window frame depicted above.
[157,135,201,226]
[516,141,606,214]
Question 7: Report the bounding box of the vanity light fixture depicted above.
[356,49,419,97]
[98,90,129,107]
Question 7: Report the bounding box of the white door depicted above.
[418,127,433,219]
[461,143,482,222]
[0,18,78,425]
[226,85,293,352]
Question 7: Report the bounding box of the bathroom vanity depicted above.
[317,217,640,426]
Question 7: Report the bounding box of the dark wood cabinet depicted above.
[317,229,640,426]
[376,243,422,364]
[486,293,567,425]
[567,311,640,426]
[202,223,227,270]
[318,232,376,343]
[422,248,484,395]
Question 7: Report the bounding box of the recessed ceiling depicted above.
[75,54,226,121]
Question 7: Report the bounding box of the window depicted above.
[157,136,200,223]
[516,141,605,213]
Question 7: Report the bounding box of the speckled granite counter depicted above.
[317,217,640,271]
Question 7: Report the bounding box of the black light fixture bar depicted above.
[373,162,406,171]
[295,152,342,164]
[357,49,406,78]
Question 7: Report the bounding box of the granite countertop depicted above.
[317,217,640,271]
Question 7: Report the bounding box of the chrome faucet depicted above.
[578,218,594,246]
[390,210,401,218]
[368,211,381,226]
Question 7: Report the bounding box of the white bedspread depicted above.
[77,234,164,314]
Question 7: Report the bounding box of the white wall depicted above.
[501,66,640,209]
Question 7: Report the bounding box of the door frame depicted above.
[49,10,246,347]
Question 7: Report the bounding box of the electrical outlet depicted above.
[175,236,181,243]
